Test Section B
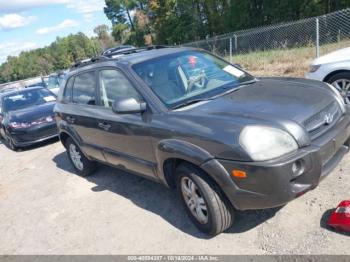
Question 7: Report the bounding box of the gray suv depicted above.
[55,46,350,236]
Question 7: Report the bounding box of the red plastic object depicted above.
[327,200,350,232]
[188,56,197,67]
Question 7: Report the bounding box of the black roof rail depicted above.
[70,56,110,70]
[70,45,174,70]
[145,45,170,50]
[103,47,138,58]
[104,45,172,58]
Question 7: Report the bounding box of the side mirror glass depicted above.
[112,98,146,114]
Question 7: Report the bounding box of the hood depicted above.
[313,47,350,65]
[7,102,55,123]
[190,78,336,122]
[180,77,340,145]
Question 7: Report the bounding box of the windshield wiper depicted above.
[239,79,258,85]
[171,79,258,110]
[211,79,258,99]
[172,98,213,110]
[221,79,257,89]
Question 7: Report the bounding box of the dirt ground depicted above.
[0,138,349,255]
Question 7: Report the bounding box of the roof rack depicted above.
[70,45,173,70]
[104,45,171,58]
[70,56,110,70]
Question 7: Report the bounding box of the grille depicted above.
[303,101,341,138]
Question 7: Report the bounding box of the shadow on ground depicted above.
[53,151,281,238]
[320,208,350,237]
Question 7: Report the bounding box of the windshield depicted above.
[2,88,56,112]
[133,50,254,109]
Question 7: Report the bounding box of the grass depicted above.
[226,40,350,77]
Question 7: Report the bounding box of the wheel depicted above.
[0,128,4,140]
[176,163,234,236]
[4,131,17,151]
[327,72,350,100]
[65,137,96,176]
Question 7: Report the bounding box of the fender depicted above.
[323,66,350,82]
[57,119,82,147]
[155,139,214,185]
[155,139,263,209]
[59,129,80,148]
[200,159,264,210]
[59,128,103,162]
[59,116,108,162]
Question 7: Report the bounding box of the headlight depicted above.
[9,122,31,129]
[326,83,346,112]
[239,126,298,161]
[9,116,55,129]
[309,64,321,73]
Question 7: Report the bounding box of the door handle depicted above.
[98,122,111,131]
[66,116,75,123]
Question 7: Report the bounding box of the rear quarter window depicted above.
[72,71,97,105]
[62,77,74,103]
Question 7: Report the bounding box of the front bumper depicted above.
[201,114,350,211]
[9,122,58,147]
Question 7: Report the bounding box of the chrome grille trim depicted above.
[303,101,341,135]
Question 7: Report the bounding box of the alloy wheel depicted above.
[5,132,15,150]
[181,176,208,224]
[332,79,350,99]
[69,143,84,171]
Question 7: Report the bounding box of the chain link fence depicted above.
[182,8,350,63]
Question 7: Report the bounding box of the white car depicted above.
[306,47,350,98]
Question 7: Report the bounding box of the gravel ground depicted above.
[0,138,349,255]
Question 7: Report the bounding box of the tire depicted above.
[176,163,234,236]
[0,127,4,139]
[327,72,350,99]
[4,131,17,151]
[65,137,96,176]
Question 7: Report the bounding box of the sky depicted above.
[0,0,110,64]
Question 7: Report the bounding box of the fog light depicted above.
[292,160,304,176]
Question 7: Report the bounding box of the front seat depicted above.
[151,66,184,102]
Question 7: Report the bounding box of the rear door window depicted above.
[72,71,97,105]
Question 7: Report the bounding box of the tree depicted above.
[104,0,137,30]
[94,24,115,50]
[103,0,350,46]
[94,24,110,39]
[0,32,105,84]
[112,23,129,42]
[104,0,151,45]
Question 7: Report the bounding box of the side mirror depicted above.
[112,98,147,114]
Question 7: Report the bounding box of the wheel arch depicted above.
[59,131,70,147]
[155,139,214,189]
[59,130,81,149]
[155,139,244,210]
[323,69,350,82]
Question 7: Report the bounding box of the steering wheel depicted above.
[187,71,207,92]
